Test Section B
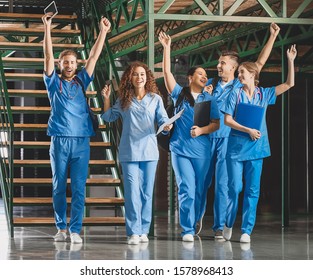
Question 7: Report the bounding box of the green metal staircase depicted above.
[0,10,125,237]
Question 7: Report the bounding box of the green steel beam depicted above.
[153,14,313,24]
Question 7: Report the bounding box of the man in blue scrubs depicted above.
[198,23,280,239]
[42,13,111,244]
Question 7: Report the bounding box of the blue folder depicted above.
[233,103,265,137]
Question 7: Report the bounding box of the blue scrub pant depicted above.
[120,161,158,236]
[171,152,210,236]
[50,136,90,234]
[201,137,228,232]
[225,158,263,235]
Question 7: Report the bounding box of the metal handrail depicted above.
[77,0,125,215]
[0,55,14,236]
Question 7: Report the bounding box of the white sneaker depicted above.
[240,233,251,243]
[128,235,140,245]
[70,233,83,244]
[54,230,67,242]
[182,234,194,242]
[223,226,232,241]
[140,234,149,243]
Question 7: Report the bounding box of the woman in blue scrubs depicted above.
[159,32,220,242]
[222,45,297,243]
[101,61,171,245]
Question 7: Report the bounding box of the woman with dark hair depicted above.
[159,31,220,242]
[101,61,171,245]
[222,45,297,243]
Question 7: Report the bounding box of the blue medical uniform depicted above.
[44,68,94,234]
[170,84,220,236]
[222,86,276,235]
[200,78,242,232]
[101,93,169,236]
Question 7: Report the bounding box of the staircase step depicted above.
[2,57,86,68]
[13,141,111,148]
[7,106,102,114]
[0,41,84,51]
[13,178,121,186]
[13,197,124,205]
[10,123,106,131]
[0,27,80,37]
[13,216,125,226]
[0,12,77,22]
[7,89,96,97]
[10,159,115,167]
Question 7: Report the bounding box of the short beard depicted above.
[61,69,75,81]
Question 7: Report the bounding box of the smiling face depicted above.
[188,67,208,89]
[59,54,78,80]
[237,62,259,86]
[131,66,147,90]
[216,55,237,81]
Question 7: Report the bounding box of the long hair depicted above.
[119,61,159,110]
[239,61,260,86]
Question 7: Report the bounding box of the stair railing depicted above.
[0,55,14,236]
[76,1,125,216]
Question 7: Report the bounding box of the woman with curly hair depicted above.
[101,61,171,245]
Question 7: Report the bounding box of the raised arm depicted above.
[42,13,55,76]
[275,45,297,96]
[255,23,280,72]
[85,17,111,77]
[101,84,111,112]
[158,32,177,94]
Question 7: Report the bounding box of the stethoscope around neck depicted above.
[59,76,80,99]
[237,87,263,105]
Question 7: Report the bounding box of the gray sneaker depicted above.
[54,231,67,242]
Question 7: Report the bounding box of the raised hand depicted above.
[158,31,171,48]
[42,12,53,25]
[100,17,111,33]
[270,22,280,37]
[287,44,297,61]
[101,84,111,99]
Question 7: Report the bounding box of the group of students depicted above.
[42,12,297,246]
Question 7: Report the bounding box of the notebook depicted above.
[233,102,265,137]
[44,1,58,19]
[194,101,211,127]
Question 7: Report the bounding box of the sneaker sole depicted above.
[214,235,225,240]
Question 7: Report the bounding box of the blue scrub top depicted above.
[170,83,220,158]
[223,86,277,161]
[206,77,242,138]
[101,93,169,162]
[43,68,94,137]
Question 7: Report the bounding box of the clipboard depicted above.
[233,102,265,137]
[44,1,58,18]
[194,101,211,127]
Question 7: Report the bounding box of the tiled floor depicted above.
[1,199,313,260]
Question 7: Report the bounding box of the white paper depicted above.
[156,109,184,135]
